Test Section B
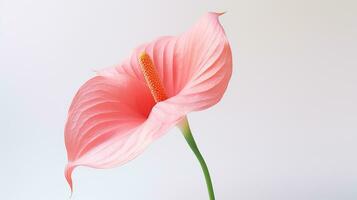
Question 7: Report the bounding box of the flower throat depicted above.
[138,52,168,102]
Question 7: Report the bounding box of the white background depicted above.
[1,0,356,199]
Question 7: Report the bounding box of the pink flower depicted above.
[65,12,232,199]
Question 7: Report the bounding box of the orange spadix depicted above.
[138,52,168,102]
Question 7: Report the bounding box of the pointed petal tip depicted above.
[209,11,227,17]
[65,163,75,194]
[217,11,227,16]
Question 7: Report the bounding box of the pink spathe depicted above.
[65,12,232,191]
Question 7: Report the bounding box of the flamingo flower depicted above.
[65,12,232,199]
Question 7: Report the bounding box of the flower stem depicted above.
[178,117,215,200]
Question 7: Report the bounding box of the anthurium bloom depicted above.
[65,12,232,199]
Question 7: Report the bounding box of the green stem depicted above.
[178,117,215,200]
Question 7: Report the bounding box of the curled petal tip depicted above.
[217,11,227,16]
[209,11,227,17]
[65,163,75,194]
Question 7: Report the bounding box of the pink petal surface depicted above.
[100,12,232,111]
[65,12,232,191]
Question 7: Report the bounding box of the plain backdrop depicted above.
[0,0,356,199]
